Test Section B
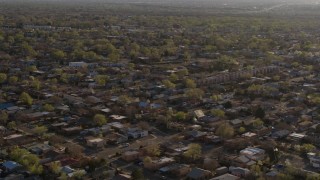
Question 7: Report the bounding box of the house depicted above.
[210,173,240,180]
[69,62,87,68]
[194,110,205,119]
[159,163,191,178]
[186,130,207,141]
[229,166,250,178]
[271,130,290,139]
[85,137,106,148]
[121,150,140,162]
[3,134,33,146]
[215,167,228,175]
[307,152,320,168]
[239,147,265,161]
[186,167,212,180]
[62,126,82,135]
[287,133,305,142]
[144,157,175,170]
[105,133,128,144]
[1,161,22,173]
[127,128,148,139]
[233,155,256,167]
[27,143,53,155]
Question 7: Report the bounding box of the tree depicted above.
[143,156,152,165]
[95,75,108,86]
[33,125,48,136]
[146,144,161,157]
[185,79,196,88]
[26,65,37,72]
[93,114,107,126]
[8,76,18,84]
[203,158,219,171]
[32,79,41,90]
[73,170,86,179]
[0,111,8,125]
[9,147,43,174]
[118,95,131,105]
[52,49,65,59]
[253,118,264,128]
[184,143,202,160]
[255,107,265,119]
[301,144,316,153]
[49,161,61,175]
[65,144,84,158]
[20,92,33,106]
[216,123,234,138]
[132,168,145,180]
[0,73,7,84]
[185,88,204,100]
[239,127,246,134]
[169,73,178,82]
[223,101,232,109]
[7,121,16,129]
[162,79,176,89]
[43,104,54,112]
[210,109,225,118]
[175,111,187,121]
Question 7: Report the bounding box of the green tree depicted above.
[7,121,16,129]
[8,76,18,84]
[49,161,61,175]
[216,123,234,138]
[32,79,41,90]
[95,75,108,86]
[132,168,145,180]
[301,144,316,153]
[185,88,204,100]
[52,49,65,59]
[255,107,265,119]
[20,92,33,106]
[118,95,131,105]
[253,118,264,128]
[210,109,225,118]
[175,111,187,121]
[93,114,107,126]
[184,143,202,160]
[162,80,176,89]
[185,79,196,88]
[9,147,43,174]
[33,125,48,136]
[43,104,54,112]
[239,127,246,134]
[0,111,8,125]
[146,144,161,157]
[0,73,7,84]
